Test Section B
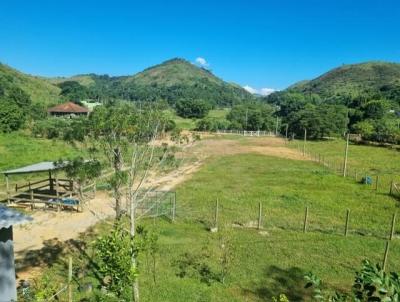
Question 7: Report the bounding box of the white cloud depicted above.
[195,57,209,67]
[243,85,259,94]
[243,85,276,96]
[259,88,276,96]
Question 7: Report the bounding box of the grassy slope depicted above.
[39,139,400,301]
[166,108,230,130]
[289,61,400,99]
[0,63,61,104]
[289,138,400,191]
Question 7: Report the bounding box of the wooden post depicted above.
[68,256,72,302]
[303,206,309,233]
[5,175,10,204]
[355,170,358,182]
[55,175,59,198]
[389,213,396,241]
[375,175,379,191]
[172,193,176,222]
[30,190,34,210]
[49,170,53,191]
[383,241,390,271]
[214,199,219,230]
[343,133,349,177]
[344,209,350,236]
[258,202,262,230]
[303,128,307,156]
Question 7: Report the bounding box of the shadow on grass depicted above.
[243,265,312,301]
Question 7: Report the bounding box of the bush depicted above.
[0,99,25,132]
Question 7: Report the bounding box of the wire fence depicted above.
[290,141,400,200]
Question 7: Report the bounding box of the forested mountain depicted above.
[52,58,254,106]
[0,63,61,104]
[285,61,400,104]
[266,62,400,143]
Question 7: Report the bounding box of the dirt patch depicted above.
[193,136,305,161]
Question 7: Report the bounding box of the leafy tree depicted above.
[227,103,275,131]
[175,99,212,118]
[0,99,25,132]
[362,100,389,119]
[57,81,89,101]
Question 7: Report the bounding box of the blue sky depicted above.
[0,0,399,92]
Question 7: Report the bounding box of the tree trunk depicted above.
[130,194,140,301]
[114,147,123,220]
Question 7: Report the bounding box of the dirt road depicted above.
[13,135,301,280]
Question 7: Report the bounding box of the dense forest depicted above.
[265,62,400,143]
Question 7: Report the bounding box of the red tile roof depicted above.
[48,102,89,113]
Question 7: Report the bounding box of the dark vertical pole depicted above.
[343,133,350,177]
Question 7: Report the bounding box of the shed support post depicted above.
[49,171,54,191]
[5,175,10,204]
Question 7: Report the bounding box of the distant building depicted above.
[47,101,89,118]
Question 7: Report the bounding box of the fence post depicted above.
[214,199,219,231]
[355,170,358,182]
[172,193,176,222]
[30,190,34,210]
[344,209,350,236]
[258,202,262,230]
[303,206,309,233]
[383,241,390,271]
[68,256,72,302]
[390,213,396,240]
[375,175,379,191]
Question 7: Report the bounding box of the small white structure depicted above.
[0,206,32,301]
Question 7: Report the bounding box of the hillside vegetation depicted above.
[290,61,400,102]
[267,62,400,143]
[52,59,253,106]
[0,63,60,104]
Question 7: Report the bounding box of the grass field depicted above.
[34,143,400,301]
[166,108,230,130]
[289,138,400,195]
[0,132,84,189]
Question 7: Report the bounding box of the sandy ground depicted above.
[13,135,302,280]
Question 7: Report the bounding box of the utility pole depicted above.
[343,133,350,177]
[275,116,279,136]
[303,128,307,156]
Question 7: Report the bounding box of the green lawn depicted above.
[34,151,400,301]
[0,132,84,190]
[288,138,400,194]
[165,108,230,130]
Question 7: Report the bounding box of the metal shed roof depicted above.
[0,206,33,229]
[1,161,66,176]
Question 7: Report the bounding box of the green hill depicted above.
[52,58,253,106]
[0,63,61,104]
[288,61,400,102]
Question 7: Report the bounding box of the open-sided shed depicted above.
[0,206,32,301]
[0,161,85,211]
